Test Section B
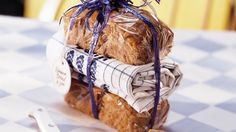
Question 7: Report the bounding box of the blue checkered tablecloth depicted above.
[0,16,236,132]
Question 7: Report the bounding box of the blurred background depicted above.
[0,0,235,30]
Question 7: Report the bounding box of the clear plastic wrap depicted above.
[63,8,174,65]
[56,4,179,132]
[65,79,169,132]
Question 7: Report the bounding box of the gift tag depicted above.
[52,57,71,94]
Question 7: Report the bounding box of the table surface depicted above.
[0,16,236,132]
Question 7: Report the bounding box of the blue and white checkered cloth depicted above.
[0,16,236,132]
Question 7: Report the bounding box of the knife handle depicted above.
[29,107,60,132]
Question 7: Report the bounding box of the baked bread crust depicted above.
[63,8,173,65]
[65,80,169,132]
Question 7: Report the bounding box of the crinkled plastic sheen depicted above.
[63,8,173,65]
[65,79,169,132]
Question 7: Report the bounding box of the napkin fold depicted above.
[47,30,183,112]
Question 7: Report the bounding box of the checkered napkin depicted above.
[47,30,183,112]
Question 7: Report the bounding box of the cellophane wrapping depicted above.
[61,5,176,132]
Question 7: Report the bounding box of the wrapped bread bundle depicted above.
[65,79,170,132]
[47,0,183,131]
[63,8,174,65]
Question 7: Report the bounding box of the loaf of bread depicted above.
[65,79,169,132]
[63,8,173,65]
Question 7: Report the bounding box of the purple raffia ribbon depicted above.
[64,0,161,128]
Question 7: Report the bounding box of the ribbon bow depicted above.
[64,0,161,128]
